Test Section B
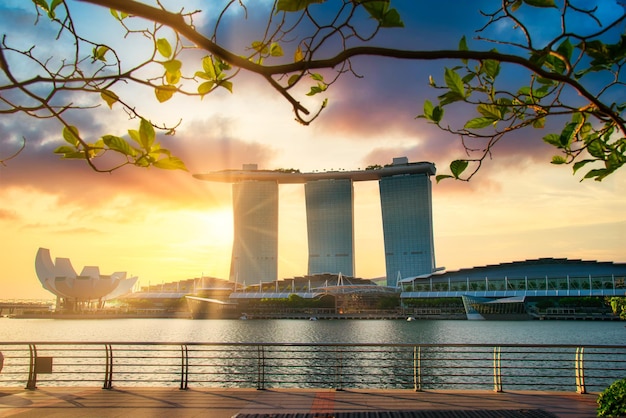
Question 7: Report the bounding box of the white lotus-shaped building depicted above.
[35,248,138,309]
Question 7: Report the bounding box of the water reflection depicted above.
[0,318,624,346]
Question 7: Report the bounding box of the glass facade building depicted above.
[194,158,437,287]
[230,181,278,284]
[305,179,354,276]
[379,172,435,286]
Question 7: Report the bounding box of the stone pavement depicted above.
[0,388,600,418]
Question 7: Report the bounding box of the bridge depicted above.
[0,300,54,316]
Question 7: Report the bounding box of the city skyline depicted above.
[1,1,625,299]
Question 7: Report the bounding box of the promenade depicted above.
[0,387,600,418]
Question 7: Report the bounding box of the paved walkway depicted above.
[0,388,599,418]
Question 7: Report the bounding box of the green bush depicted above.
[597,377,626,417]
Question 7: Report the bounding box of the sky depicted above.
[0,0,625,300]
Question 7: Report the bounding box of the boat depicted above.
[406,316,416,321]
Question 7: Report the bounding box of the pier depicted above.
[0,341,623,416]
[0,387,600,417]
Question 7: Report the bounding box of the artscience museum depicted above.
[35,248,138,311]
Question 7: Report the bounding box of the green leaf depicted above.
[532,117,546,128]
[379,8,403,28]
[483,60,500,79]
[438,91,465,106]
[311,73,324,82]
[559,122,577,147]
[102,135,135,156]
[202,56,217,79]
[198,81,215,96]
[464,117,496,129]
[276,0,325,12]
[153,156,188,171]
[511,0,523,11]
[162,59,182,73]
[556,38,573,62]
[522,0,557,8]
[155,85,176,103]
[542,133,561,147]
[139,119,155,150]
[53,145,77,155]
[583,168,609,181]
[431,106,444,123]
[93,46,109,62]
[551,155,567,164]
[194,71,212,81]
[270,42,284,57]
[361,1,404,28]
[444,68,465,98]
[128,129,140,146]
[459,36,468,52]
[218,80,233,93]
[288,74,300,86]
[477,104,502,120]
[294,45,304,62]
[63,125,80,147]
[100,90,118,109]
[572,159,594,174]
[459,36,469,64]
[435,174,454,183]
[251,41,269,55]
[423,100,434,119]
[156,38,172,58]
[48,0,62,18]
[306,85,324,96]
[33,0,49,12]
[110,9,128,20]
[165,69,181,85]
[587,139,605,159]
[450,160,469,179]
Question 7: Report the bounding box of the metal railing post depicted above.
[575,346,586,394]
[414,345,422,391]
[335,346,343,391]
[180,344,189,390]
[26,344,37,390]
[103,344,113,389]
[256,345,265,390]
[493,346,502,392]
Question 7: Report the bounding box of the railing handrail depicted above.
[1,342,624,393]
[1,341,625,349]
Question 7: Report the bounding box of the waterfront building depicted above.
[34,248,137,311]
[379,158,436,286]
[231,179,279,283]
[400,258,626,320]
[194,158,438,286]
[305,179,354,276]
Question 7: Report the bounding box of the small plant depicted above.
[597,377,626,417]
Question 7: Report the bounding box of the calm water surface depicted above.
[1,318,624,345]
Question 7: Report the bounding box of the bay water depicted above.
[1,318,624,345]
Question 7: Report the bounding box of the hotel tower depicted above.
[194,157,437,287]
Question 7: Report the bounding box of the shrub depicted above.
[597,377,626,417]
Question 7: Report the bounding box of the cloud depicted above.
[0,208,19,221]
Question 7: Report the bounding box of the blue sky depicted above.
[0,0,624,299]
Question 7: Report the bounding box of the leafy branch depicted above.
[1,0,624,181]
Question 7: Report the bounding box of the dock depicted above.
[0,387,600,418]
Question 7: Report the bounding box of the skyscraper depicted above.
[231,180,278,284]
[379,168,436,286]
[305,179,354,276]
[194,158,437,286]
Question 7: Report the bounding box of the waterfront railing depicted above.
[0,342,624,393]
